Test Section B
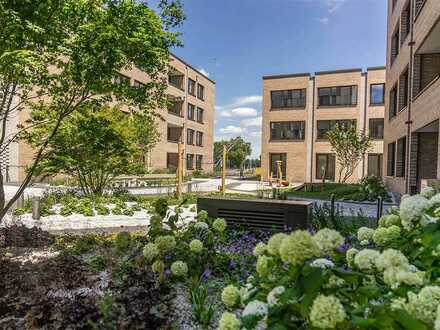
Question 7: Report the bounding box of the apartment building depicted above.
[384,0,440,195]
[261,67,386,184]
[2,54,215,182]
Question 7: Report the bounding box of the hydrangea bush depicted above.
[219,187,440,329]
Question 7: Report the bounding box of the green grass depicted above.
[286,183,365,201]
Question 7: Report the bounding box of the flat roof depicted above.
[170,52,216,85]
[262,73,311,80]
[315,68,362,75]
[367,66,386,71]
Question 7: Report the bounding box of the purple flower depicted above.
[201,268,212,281]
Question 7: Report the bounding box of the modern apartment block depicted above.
[384,0,440,195]
[2,54,215,182]
[261,67,386,184]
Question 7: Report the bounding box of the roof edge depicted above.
[315,68,362,76]
[263,73,311,80]
[367,66,386,71]
[170,52,216,84]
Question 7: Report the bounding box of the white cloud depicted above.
[219,110,232,117]
[241,116,262,128]
[219,125,245,135]
[318,17,329,24]
[325,0,346,13]
[231,107,257,117]
[216,95,262,111]
[248,131,262,138]
[198,68,210,77]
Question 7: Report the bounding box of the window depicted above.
[399,69,409,111]
[167,153,178,170]
[167,126,182,143]
[369,118,384,139]
[415,0,426,16]
[269,153,286,179]
[196,107,204,123]
[396,136,406,177]
[114,73,130,85]
[187,129,194,145]
[270,89,306,109]
[389,84,398,119]
[133,80,144,88]
[197,84,204,100]
[392,0,398,11]
[318,86,357,106]
[196,131,203,146]
[370,84,385,104]
[188,78,196,95]
[401,3,411,44]
[196,155,203,170]
[186,154,194,170]
[187,103,195,120]
[168,71,184,90]
[270,121,305,140]
[387,142,396,176]
[391,26,400,64]
[316,154,336,181]
[316,120,356,140]
[368,154,383,177]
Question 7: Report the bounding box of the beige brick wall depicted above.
[261,68,386,184]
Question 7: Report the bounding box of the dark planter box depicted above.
[197,197,313,231]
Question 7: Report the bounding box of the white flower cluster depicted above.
[310,295,346,329]
[406,286,440,325]
[357,227,374,245]
[267,286,285,307]
[354,249,380,272]
[399,195,430,230]
[313,228,344,255]
[310,258,335,269]
[242,300,268,318]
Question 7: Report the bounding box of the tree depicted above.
[327,123,372,184]
[214,137,252,171]
[0,0,184,220]
[31,106,156,195]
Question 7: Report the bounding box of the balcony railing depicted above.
[168,101,183,117]
[168,74,184,90]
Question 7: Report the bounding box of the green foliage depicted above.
[12,208,26,216]
[89,295,126,330]
[153,197,169,218]
[214,137,252,170]
[358,175,391,202]
[114,232,132,253]
[327,123,372,183]
[87,255,107,272]
[190,284,215,328]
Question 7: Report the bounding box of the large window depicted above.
[387,142,396,176]
[269,153,287,179]
[316,154,336,181]
[196,131,203,146]
[196,107,204,123]
[188,78,196,96]
[318,86,357,106]
[186,154,194,170]
[389,84,398,119]
[401,3,411,43]
[270,121,305,140]
[187,129,194,145]
[368,154,383,177]
[167,153,178,170]
[270,89,306,109]
[369,118,384,140]
[187,103,195,120]
[196,155,203,170]
[370,84,385,105]
[167,126,182,143]
[396,137,407,177]
[391,26,400,64]
[197,84,205,100]
[316,120,356,140]
[399,68,409,111]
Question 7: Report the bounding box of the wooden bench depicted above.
[197,197,313,231]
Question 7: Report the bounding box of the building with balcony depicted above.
[261,67,386,183]
[384,0,440,194]
[2,54,215,182]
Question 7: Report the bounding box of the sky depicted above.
[170,0,388,158]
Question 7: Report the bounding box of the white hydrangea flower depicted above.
[313,228,344,255]
[194,221,209,231]
[407,286,440,324]
[346,248,359,267]
[324,275,346,288]
[357,227,375,242]
[383,267,424,289]
[310,258,335,269]
[242,300,268,318]
[375,249,409,271]
[310,295,346,329]
[399,195,430,230]
[354,249,380,272]
[390,297,407,311]
[253,242,267,257]
[435,305,440,330]
[430,193,440,206]
[240,283,257,305]
[267,286,285,307]
[420,186,436,199]
[266,233,288,256]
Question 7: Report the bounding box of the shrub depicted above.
[358,175,391,201]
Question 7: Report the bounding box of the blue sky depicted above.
[170,0,388,158]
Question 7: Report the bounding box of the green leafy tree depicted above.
[0,0,184,220]
[32,106,156,195]
[214,137,252,171]
[327,123,372,184]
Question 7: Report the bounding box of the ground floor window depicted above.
[186,154,194,170]
[368,154,383,177]
[167,153,178,170]
[316,153,335,181]
[387,142,396,176]
[196,155,203,170]
[269,153,287,179]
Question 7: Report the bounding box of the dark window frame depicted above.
[270,89,306,109]
[269,153,287,180]
[316,119,356,140]
[270,121,306,141]
[186,153,194,170]
[387,142,396,176]
[367,153,383,177]
[396,136,407,177]
[196,131,203,146]
[166,153,178,170]
[318,85,358,107]
[369,118,384,140]
[197,84,205,100]
[370,83,385,105]
[188,78,196,96]
[195,155,203,170]
[187,103,195,121]
[187,128,194,145]
[196,107,204,123]
[389,84,398,120]
[391,25,400,65]
[399,68,409,111]
[316,153,336,181]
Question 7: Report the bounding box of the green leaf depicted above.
[391,310,428,330]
